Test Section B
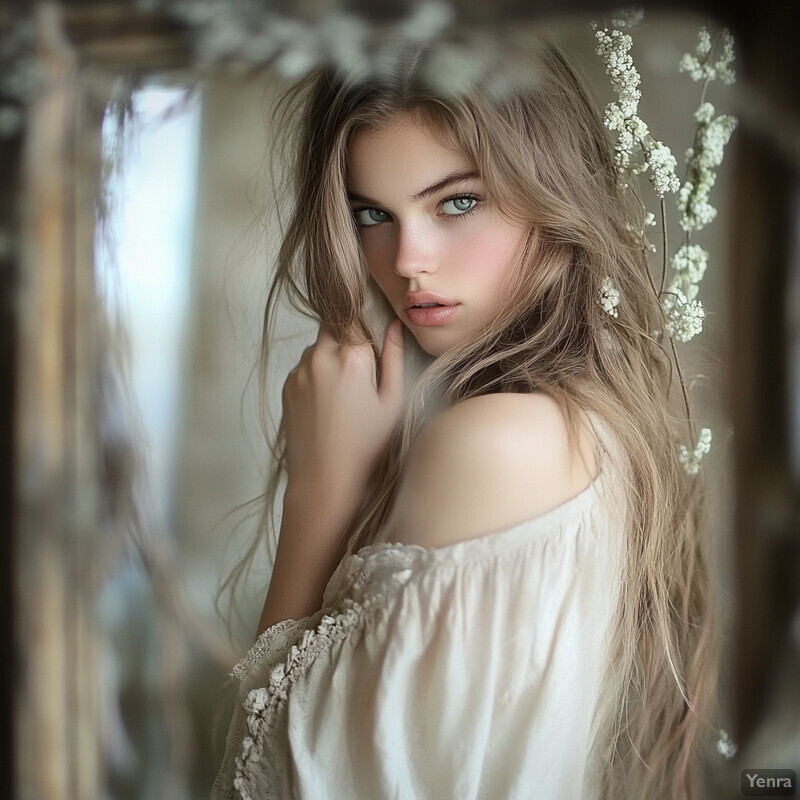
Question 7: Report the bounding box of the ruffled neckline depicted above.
[322,463,607,610]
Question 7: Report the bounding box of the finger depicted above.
[378,318,405,402]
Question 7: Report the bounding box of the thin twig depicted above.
[668,336,697,445]
[658,195,668,296]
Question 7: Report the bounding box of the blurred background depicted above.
[3,2,796,799]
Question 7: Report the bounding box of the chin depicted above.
[411,332,457,359]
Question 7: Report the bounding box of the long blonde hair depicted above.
[228,33,720,799]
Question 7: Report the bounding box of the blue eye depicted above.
[354,208,389,226]
[442,196,478,215]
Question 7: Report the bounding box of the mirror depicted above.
[5,3,798,799]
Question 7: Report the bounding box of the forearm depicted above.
[257,319,404,638]
[255,485,357,637]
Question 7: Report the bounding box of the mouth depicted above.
[403,291,459,310]
[404,303,460,326]
[402,290,460,326]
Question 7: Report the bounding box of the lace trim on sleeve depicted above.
[226,547,422,799]
[232,599,367,800]
[231,618,308,683]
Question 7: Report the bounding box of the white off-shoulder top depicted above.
[210,413,628,800]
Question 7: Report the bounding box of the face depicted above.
[346,114,529,357]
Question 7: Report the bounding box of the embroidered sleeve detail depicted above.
[231,618,309,683]
[321,545,419,607]
[232,599,368,799]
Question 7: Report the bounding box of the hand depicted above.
[281,318,406,514]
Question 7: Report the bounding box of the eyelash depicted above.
[441,194,482,218]
[352,194,483,226]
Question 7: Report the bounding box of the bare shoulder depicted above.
[380,392,600,548]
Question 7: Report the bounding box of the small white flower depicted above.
[662,290,705,342]
[644,140,680,196]
[716,31,736,84]
[595,23,649,181]
[694,102,715,124]
[679,27,736,85]
[679,53,705,82]
[716,728,737,759]
[671,244,709,284]
[604,103,626,131]
[677,107,735,232]
[626,115,649,140]
[696,29,712,57]
[678,427,712,475]
[600,276,621,318]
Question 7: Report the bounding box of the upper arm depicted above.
[380,392,599,548]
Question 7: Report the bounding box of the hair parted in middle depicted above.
[238,30,719,800]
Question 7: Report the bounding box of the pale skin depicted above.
[257,114,597,635]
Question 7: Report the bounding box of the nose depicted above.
[393,222,438,278]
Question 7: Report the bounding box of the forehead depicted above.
[346,114,475,195]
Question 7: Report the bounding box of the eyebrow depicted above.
[347,169,481,207]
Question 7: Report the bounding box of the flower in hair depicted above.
[678,427,712,475]
[599,276,621,318]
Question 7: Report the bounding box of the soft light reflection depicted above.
[98,85,202,533]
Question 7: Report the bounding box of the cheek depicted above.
[457,226,525,290]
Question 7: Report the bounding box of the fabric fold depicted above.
[211,412,628,800]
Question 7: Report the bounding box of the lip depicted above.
[402,291,460,327]
[403,291,459,310]
[404,303,460,326]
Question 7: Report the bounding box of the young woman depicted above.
[211,33,719,800]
